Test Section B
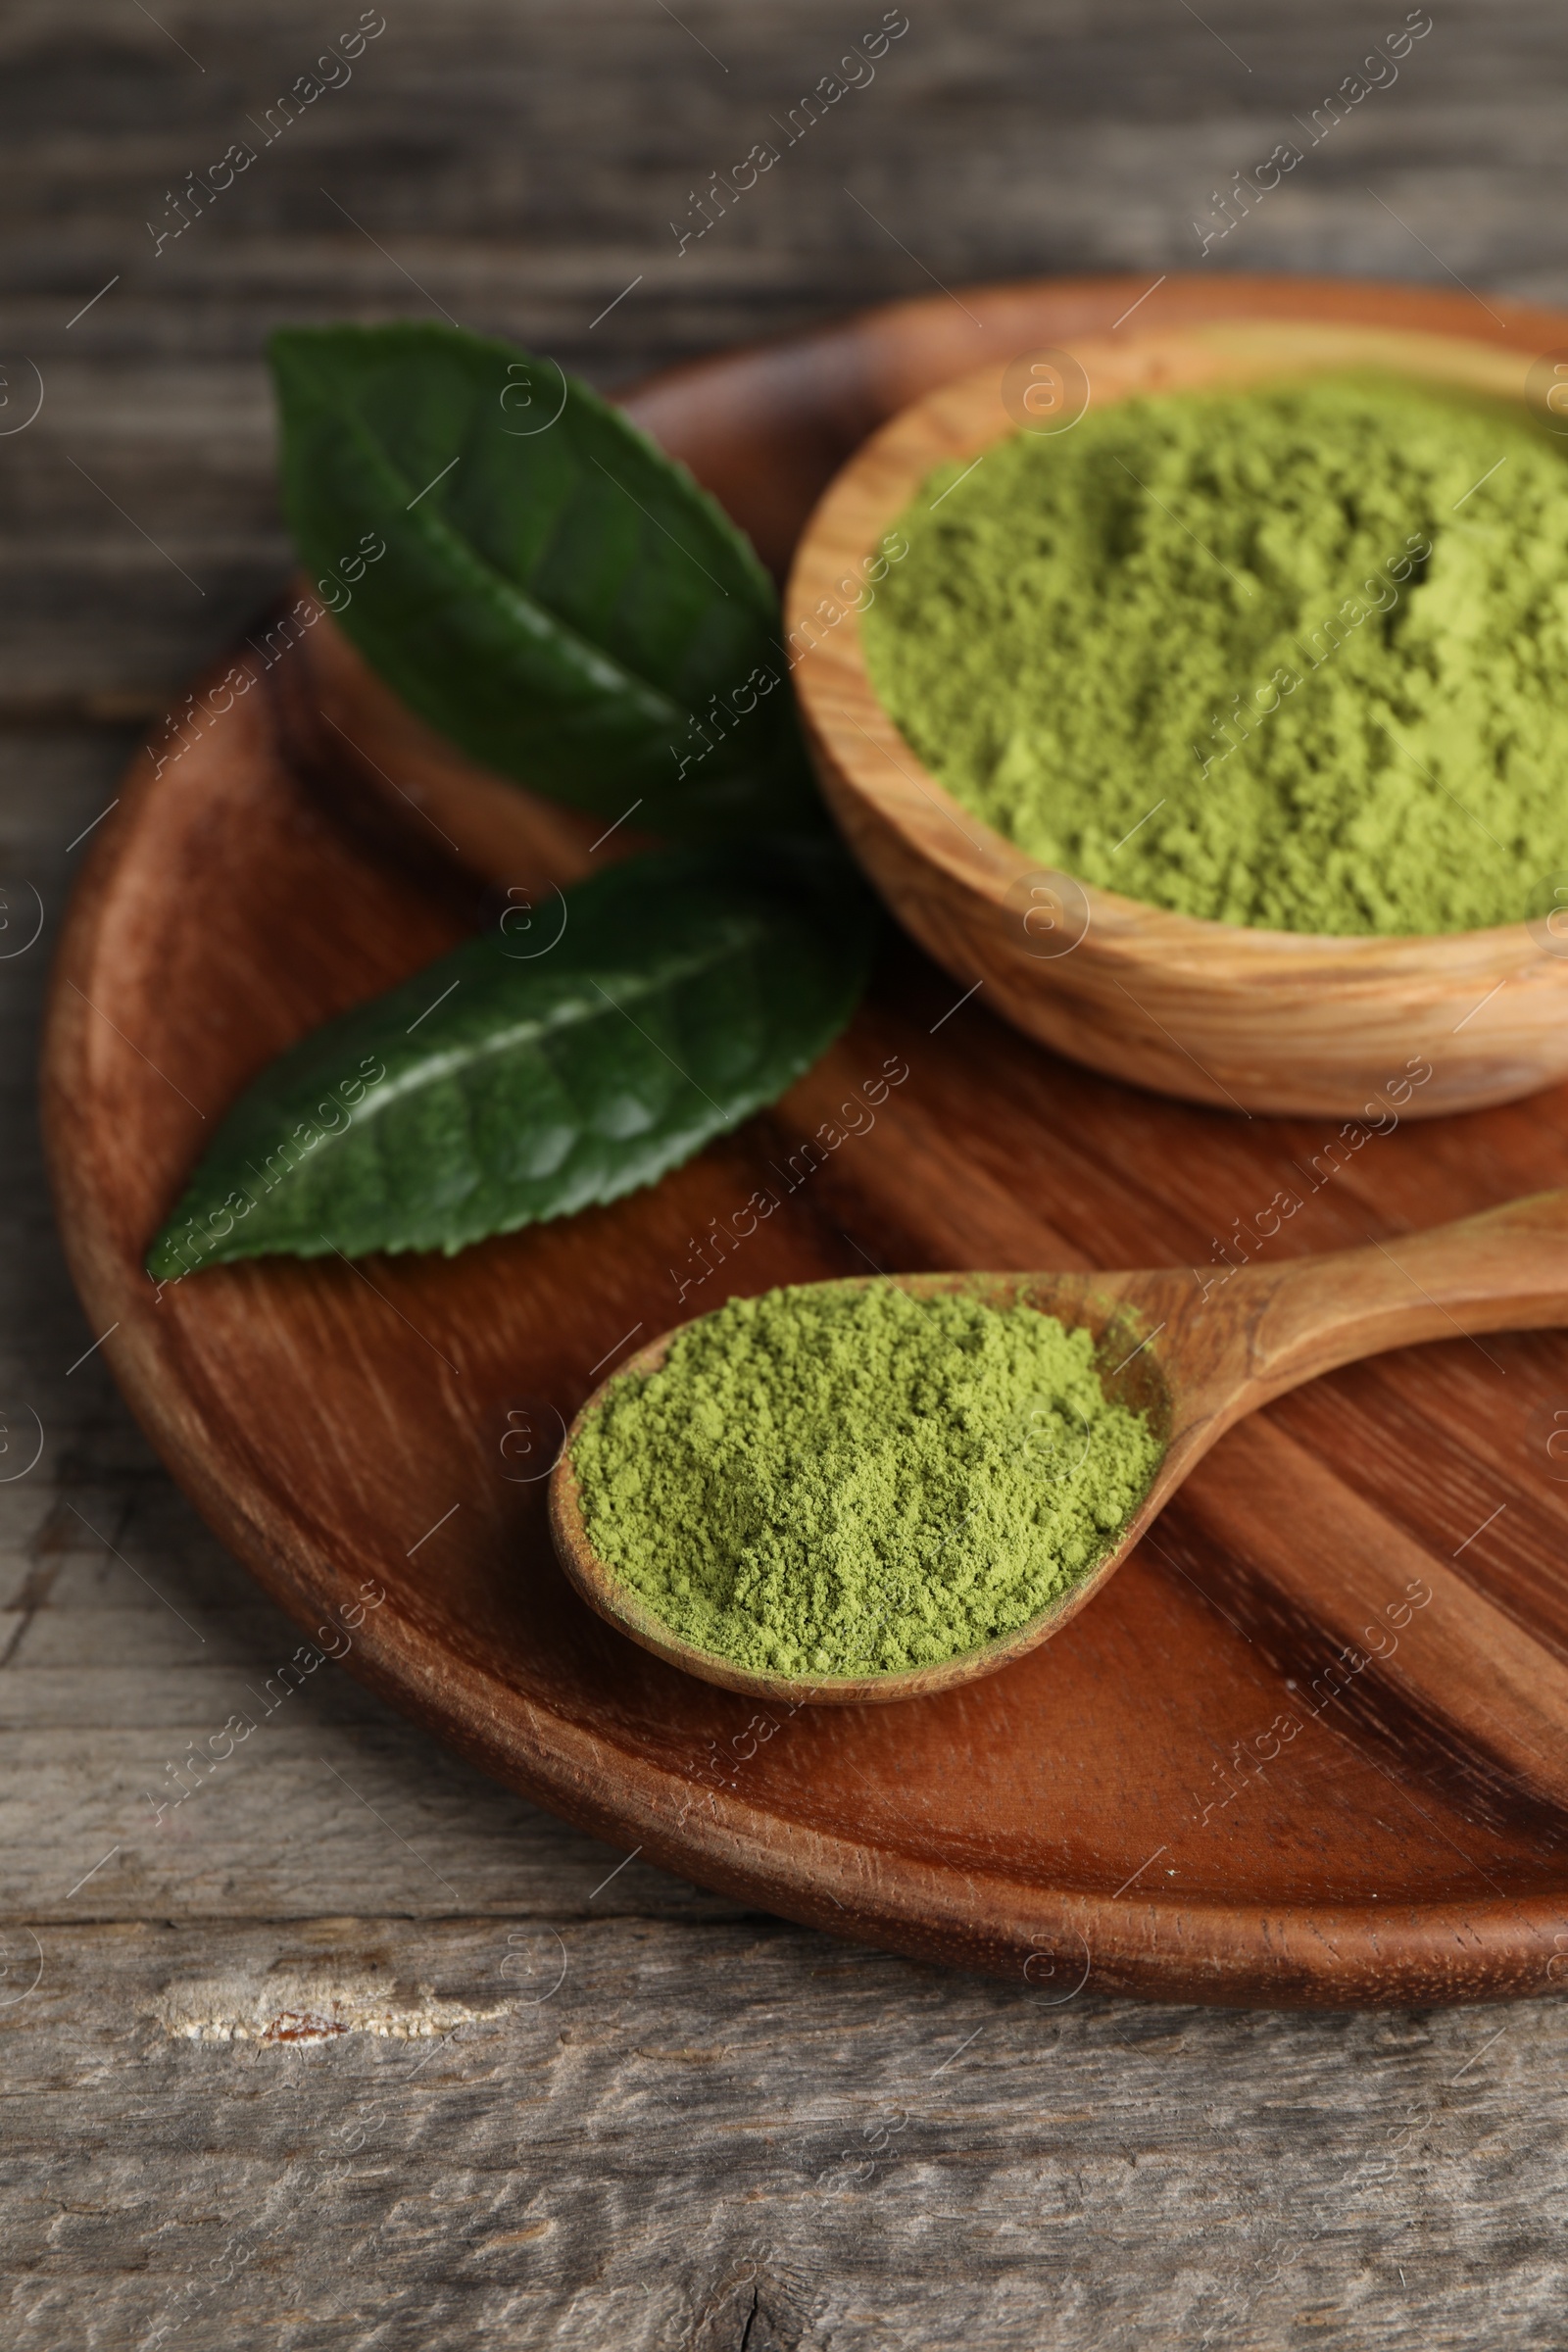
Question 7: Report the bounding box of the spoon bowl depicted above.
[550,1190,1568,1702]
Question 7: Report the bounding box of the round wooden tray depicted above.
[43,273,1568,2007]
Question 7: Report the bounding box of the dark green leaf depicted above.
[270,321,820,837]
[146,845,874,1276]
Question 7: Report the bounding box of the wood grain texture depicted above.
[6,0,1568,710]
[11,3,1568,2341]
[10,1915,1568,2352]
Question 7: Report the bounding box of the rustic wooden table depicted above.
[6,5,1568,2345]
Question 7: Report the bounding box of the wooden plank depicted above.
[3,1,1568,702]
[0,1726,755,1924]
[4,1916,1568,2348]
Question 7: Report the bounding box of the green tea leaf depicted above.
[146,845,873,1276]
[270,321,819,837]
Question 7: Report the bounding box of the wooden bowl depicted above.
[787,318,1568,1120]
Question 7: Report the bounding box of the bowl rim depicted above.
[786,315,1565,972]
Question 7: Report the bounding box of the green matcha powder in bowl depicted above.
[858,371,1568,937]
[569,1283,1164,1680]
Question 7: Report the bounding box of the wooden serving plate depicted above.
[43,274,1568,2006]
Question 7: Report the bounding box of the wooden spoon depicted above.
[550,1188,1568,1704]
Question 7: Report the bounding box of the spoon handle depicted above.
[1210,1186,1568,1409]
